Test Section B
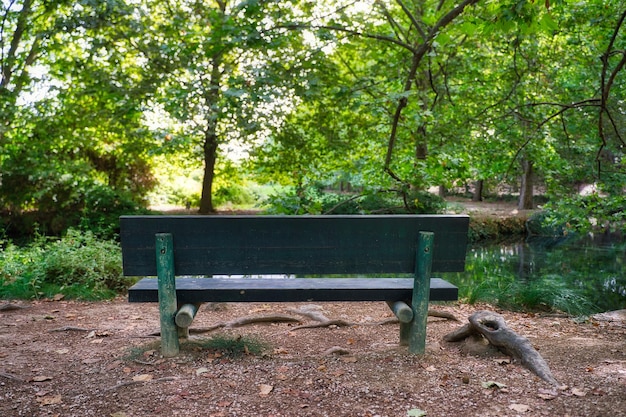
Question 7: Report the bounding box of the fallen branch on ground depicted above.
[0,371,23,382]
[444,310,560,386]
[48,326,93,333]
[105,376,180,392]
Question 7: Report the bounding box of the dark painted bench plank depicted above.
[120,215,469,276]
[128,277,458,303]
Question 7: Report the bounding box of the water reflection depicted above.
[465,235,626,312]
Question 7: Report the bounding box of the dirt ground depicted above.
[1,199,625,417]
[1,299,625,417]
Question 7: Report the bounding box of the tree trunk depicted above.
[198,43,224,214]
[199,130,218,214]
[518,159,534,210]
[472,180,483,201]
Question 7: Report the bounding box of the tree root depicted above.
[146,305,459,336]
[444,310,560,386]
[0,303,29,311]
[149,314,303,336]
[427,309,459,321]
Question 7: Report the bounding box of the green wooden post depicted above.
[408,231,434,354]
[156,233,179,357]
[399,322,411,346]
[386,300,414,346]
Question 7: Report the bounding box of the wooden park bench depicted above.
[121,215,469,357]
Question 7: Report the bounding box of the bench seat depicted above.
[128,277,458,303]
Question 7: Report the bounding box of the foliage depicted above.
[541,194,626,235]
[0,229,130,300]
[263,184,446,215]
[1,0,625,238]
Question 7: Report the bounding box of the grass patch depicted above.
[190,334,268,358]
[124,335,269,362]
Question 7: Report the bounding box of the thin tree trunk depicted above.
[199,130,218,214]
[198,42,224,214]
[518,159,534,210]
[472,180,483,202]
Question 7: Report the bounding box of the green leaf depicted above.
[407,408,427,417]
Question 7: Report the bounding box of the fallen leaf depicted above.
[341,356,357,363]
[32,375,53,382]
[481,380,507,389]
[37,394,62,405]
[537,388,558,400]
[509,404,530,412]
[53,294,64,301]
[111,412,129,417]
[424,365,436,372]
[90,339,104,344]
[494,358,511,365]
[132,374,153,382]
[258,384,273,396]
[216,400,232,407]
[407,408,427,416]
[196,367,210,376]
[55,349,69,354]
[571,387,587,397]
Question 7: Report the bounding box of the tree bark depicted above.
[518,158,534,210]
[198,42,224,214]
[472,180,483,202]
[199,129,218,214]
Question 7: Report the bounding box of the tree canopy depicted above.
[1,0,624,236]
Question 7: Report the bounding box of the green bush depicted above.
[542,194,626,235]
[263,186,446,215]
[214,183,256,207]
[0,229,131,300]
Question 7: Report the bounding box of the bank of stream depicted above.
[448,199,625,315]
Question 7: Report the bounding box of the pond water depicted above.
[444,234,626,315]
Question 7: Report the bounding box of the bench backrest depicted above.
[120,215,469,276]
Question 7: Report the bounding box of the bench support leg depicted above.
[156,233,180,357]
[409,231,434,354]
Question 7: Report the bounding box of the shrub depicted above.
[0,229,131,300]
[263,186,446,215]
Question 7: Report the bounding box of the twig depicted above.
[105,376,180,392]
[48,326,92,333]
[0,371,23,382]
